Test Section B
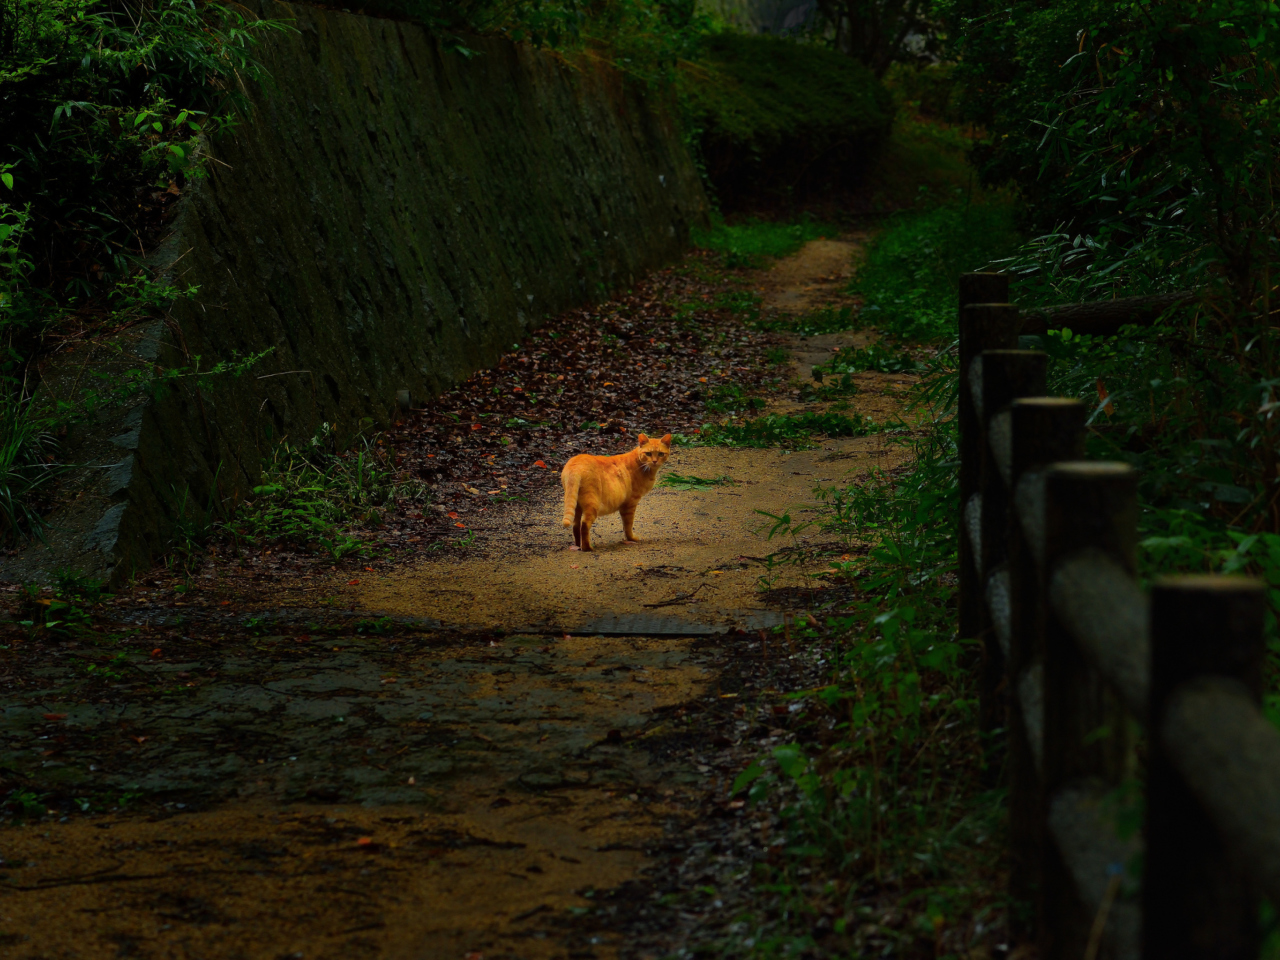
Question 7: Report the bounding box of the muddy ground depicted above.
[0,238,930,959]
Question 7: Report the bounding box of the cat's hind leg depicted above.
[578,506,598,551]
[569,504,584,550]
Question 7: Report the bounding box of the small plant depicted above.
[224,422,427,559]
[763,346,792,366]
[798,371,860,402]
[354,617,395,635]
[2,789,46,822]
[16,569,110,638]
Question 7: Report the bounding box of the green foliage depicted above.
[699,410,882,447]
[692,213,839,268]
[703,381,765,414]
[307,0,706,80]
[0,0,285,544]
[1,0,285,307]
[680,31,894,205]
[730,417,1003,952]
[224,422,429,560]
[949,0,1280,309]
[851,199,1021,341]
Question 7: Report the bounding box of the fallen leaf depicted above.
[356,837,374,846]
[698,377,708,383]
[407,776,416,785]
[471,423,483,430]
[448,511,459,519]
[454,522,466,528]
[132,735,149,744]
[150,648,163,658]
[42,713,67,721]
[347,580,360,585]
[533,460,548,468]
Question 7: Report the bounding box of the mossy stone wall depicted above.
[5,1,706,584]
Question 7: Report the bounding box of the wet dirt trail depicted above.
[0,238,918,959]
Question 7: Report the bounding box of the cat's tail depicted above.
[562,470,580,528]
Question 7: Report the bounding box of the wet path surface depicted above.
[0,238,912,959]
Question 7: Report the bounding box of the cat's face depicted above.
[635,433,672,474]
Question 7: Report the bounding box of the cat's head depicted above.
[636,433,672,474]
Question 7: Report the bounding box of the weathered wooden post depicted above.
[1144,577,1264,959]
[958,273,1012,651]
[973,349,1047,743]
[1040,462,1136,960]
[1006,398,1086,917]
[958,300,1019,746]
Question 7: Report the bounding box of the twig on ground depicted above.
[642,583,707,608]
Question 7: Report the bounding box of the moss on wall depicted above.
[3,0,707,584]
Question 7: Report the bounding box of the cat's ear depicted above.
[637,433,649,444]
[661,434,673,446]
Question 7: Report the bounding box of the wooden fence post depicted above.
[958,273,1011,649]
[974,349,1047,745]
[1040,462,1137,960]
[1144,577,1264,959]
[958,303,1019,746]
[1006,398,1086,920]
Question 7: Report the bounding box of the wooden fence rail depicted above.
[956,273,1280,959]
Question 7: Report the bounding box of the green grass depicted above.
[699,411,883,448]
[0,396,62,545]
[723,422,1009,955]
[817,341,922,375]
[693,213,840,269]
[659,473,737,489]
[764,305,861,336]
[852,200,1023,342]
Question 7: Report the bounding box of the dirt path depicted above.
[0,237,915,959]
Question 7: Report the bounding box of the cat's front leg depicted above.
[621,504,641,543]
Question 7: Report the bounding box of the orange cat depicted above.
[561,433,672,551]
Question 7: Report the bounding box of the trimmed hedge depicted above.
[681,33,894,208]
